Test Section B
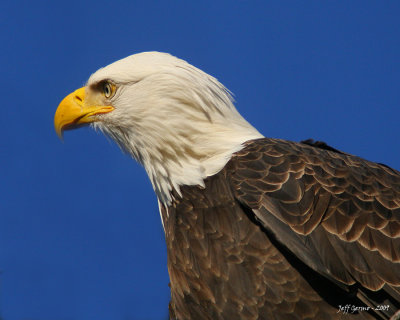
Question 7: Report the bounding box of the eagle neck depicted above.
[138,123,263,206]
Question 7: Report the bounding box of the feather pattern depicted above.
[163,137,400,319]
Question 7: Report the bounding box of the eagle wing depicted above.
[229,138,400,318]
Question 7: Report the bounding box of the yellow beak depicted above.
[54,87,115,139]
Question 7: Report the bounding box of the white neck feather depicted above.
[98,108,262,205]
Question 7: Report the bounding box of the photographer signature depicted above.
[337,304,389,314]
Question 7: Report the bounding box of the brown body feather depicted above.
[162,138,400,319]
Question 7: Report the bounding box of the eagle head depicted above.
[54,52,262,204]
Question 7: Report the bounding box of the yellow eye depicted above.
[102,81,115,99]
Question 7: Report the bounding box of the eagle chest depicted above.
[162,173,334,320]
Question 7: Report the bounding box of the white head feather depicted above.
[88,52,263,204]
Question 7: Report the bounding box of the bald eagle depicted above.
[55,52,400,319]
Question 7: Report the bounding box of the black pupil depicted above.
[104,83,110,96]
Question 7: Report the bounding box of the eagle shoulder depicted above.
[229,137,400,319]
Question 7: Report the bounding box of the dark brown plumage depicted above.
[161,138,400,319]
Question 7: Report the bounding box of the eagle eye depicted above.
[101,81,116,99]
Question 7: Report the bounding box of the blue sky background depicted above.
[1,1,400,319]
